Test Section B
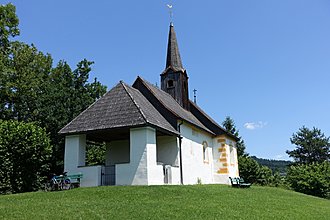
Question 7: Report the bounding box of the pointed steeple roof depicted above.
[165,22,185,72]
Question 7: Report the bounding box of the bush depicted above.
[286,161,330,199]
[0,120,52,194]
[239,156,284,186]
[238,156,260,183]
[256,165,273,186]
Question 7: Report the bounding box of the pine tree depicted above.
[286,126,330,164]
[222,116,248,157]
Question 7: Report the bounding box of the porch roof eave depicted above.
[60,123,179,142]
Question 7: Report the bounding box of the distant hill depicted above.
[251,156,292,174]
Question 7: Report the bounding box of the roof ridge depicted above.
[136,77,215,135]
[137,76,180,118]
[121,81,148,124]
[139,77,195,115]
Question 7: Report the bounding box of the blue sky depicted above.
[4,0,330,160]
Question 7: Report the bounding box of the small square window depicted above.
[167,80,174,88]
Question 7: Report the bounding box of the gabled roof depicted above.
[164,23,185,73]
[133,77,214,135]
[59,81,178,135]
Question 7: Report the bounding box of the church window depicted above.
[202,141,209,163]
[229,144,236,166]
[167,80,174,88]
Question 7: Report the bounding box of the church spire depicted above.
[165,23,184,72]
[161,23,189,110]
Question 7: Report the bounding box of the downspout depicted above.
[177,120,184,185]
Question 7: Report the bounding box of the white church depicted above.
[59,23,239,187]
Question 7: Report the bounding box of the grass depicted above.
[0,185,329,219]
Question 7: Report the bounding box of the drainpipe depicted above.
[177,120,184,185]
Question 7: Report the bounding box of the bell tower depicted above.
[161,23,189,110]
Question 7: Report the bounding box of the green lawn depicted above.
[0,185,329,219]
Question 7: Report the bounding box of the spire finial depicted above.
[166,2,173,23]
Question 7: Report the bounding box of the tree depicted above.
[0,41,52,121]
[238,156,260,183]
[0,120,52,194]
[86,142,106,166]
[286,161,330,198]
[286,127,330,198]
[0,3,19,52]
[38,60,107,173]
[272,170,283,187]
[222,116,247,157]
[256,165,273,186]
[0,4,107,174]
[286,126,330,164]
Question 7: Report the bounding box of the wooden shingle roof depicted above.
[165,23,185,73]
[133,77,237,139]
[59,81,178,135]
[133,77,215,135]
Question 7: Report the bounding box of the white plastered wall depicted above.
[64,134,86,173]
[156,136,179,166]
[156,136,181,185]
[116,127,164,185]
[64,134,102,187]
[105,140,130,166]
[179,123,214,184]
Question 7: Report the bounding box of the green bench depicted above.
[229,177,251,188]
[229,177,240,188]
[67,173,83,188]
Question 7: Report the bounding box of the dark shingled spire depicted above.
[166,22,184,72]
[161,22,189,110]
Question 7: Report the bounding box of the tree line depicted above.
[250,156,291,174]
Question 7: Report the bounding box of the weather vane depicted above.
[166,2,173,23]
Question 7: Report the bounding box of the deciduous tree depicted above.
[0,120,52,194]
[0,3,19,52]
[0,3,107,174]
[287,161,330,198]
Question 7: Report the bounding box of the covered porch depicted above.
[64,126,181,187]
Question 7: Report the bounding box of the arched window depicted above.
[202,141,209,162]
[229,144,236,165]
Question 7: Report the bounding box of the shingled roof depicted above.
[132,77,238,139]
[133,77,215,135]
[59,81,178,135]
[164,23,185,73]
